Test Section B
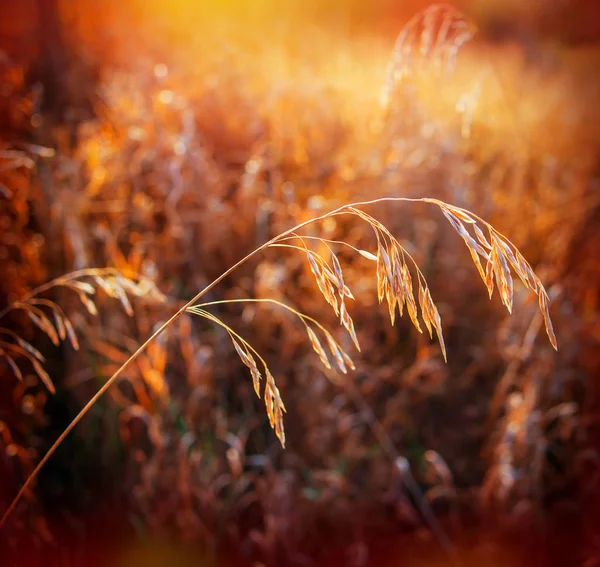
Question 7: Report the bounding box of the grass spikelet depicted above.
[484,255,495,299]
[376,245,390,304]
[340,348,356,372]
[381,3,477,109]
[0,348,23,382]
[188,294,362,441]
[306,251,340,316]
[93,275,119,298]
[25,307,60,346]
[66,281,96,295]
[358,249,378,262]
[264,369,286,447]
[392,258,406,318]
[538,291,558,350]
[441,208,490,280]
[330,252,345,292]
[418,283,447,361]
[306,326,331,370]
[339,301,360,351]
[418,283,433,338]
[474,224,492,250]
[78,294,99,316]
[0,268,162,392]
[427,198,557,348]
[31,360,55,394]
[232,337,263,397]
[250,365,262,398]
[231,336,255,370]
[63,317,80,351]
[0,195,560,529]
[325,332,348,374]
[490,238,514,313]
[401,263,422,333]
[52,311,67,341]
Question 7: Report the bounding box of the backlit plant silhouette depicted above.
[0,4,559,533]
[0,194,557,526]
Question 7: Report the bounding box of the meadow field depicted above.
[1,1,599,565]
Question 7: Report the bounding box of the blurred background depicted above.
[1,1,599,565]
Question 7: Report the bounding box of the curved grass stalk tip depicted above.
[0,196,557,529]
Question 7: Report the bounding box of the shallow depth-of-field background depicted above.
[1,1,600,566]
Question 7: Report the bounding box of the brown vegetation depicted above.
[0,2,599,565]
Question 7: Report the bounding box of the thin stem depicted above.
[0,195,465,527]
[278,235,368,256]
[270,242,335,276]
[188,308,268,370]
[191,298,331,337]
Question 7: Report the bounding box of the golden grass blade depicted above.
[428,294,447,362]
[401,264,422,333]
[325,333,348,374]
[484,257,495,299]
[93,275,119,298]
[231,335,255,369]
[442,210,489,258]
[250,366,262,398]
[53,312,67,341]
[26,309,59,346]
[13,337,45,363]
[342,284,355,300]
[65,281,96,295]
[495,237,538,292]
[339,301,360,351]
[63,316,80,351]
[79,293,99,316]
[515,250,539,291]
[376,248,388,304]
[418,283,433,338]
[306,326,331,370]
[490,245,513,313]
[386,285,397,326]
[381,4,476,109]
[417,284,446,360]
[115,286,134,317]
[443,205,476,224]
[358,249,378,261]
[441,209,490,283]
[379,245,394,286]
[306,251,340,315]
[377,243,395,306]
[330,252,345,292]
[306,251,322,280]
[539,292,558,350]
[0,194,561,532]
[340,349,356,371]
[264,369,286,447]
[392,260,406,318]
[0,348,23,382]
[31,360,55,394]
[473,225,492,250]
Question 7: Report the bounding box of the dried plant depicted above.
[4,5,593,560]
[0,267,165,393]
[381,4,477,110]
[0,192,558,528]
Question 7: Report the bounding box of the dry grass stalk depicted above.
[381,3,477,110]
[0,195,558,529]
[0,268,165,393]
[187,295,357,446]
